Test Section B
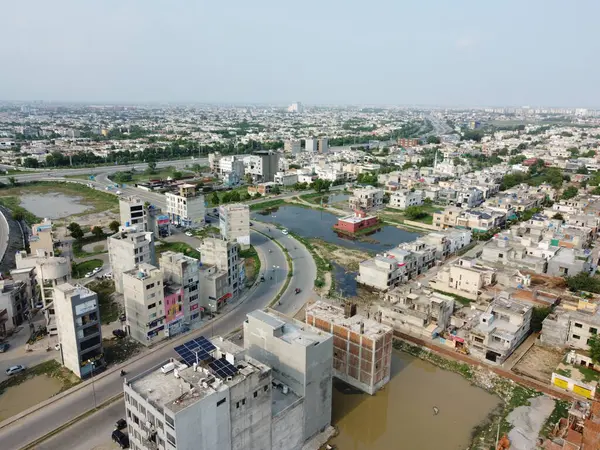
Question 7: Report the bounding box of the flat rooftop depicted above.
[306,300,393,340]
[55,283,96,300]
[247,309,329,348]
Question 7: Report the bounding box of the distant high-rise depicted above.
[287,102,303,113]
[318,137,329,154]
[305,138,317,153]
[284,139,302,155]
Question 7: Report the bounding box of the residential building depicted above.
[10,266,37,308]
[200,237,241,298]
[29,219,54,256]
[273,171,298,186]
[198,265,229,312]
[0,280,29,331]
[53,283,104,378]
[306,301,393,395]
[480,234,549,273]
[389,190,423,210]
[541,304,600,350]
[333,211,379,234]
[119,196,167,237]
[108,230,155,294]
[378,288,455,338]
[357,247,416,291]
[429,258,496,301]
[123,264,165,346]
[245,150,280,182]
[244,309,333,445]
[433,205,463,229]
[284,139,302,155]
[159,251,202,332]
[219,203,250,246]
[218,155,245,179]
[456,187,484,208]
[546,247,593,277]
[398,138,420,147]
[318,138,329,154]
[349,187,384,213]
[305,138,317,153]
[123,338,273,450]
[467,297,532,364]
[165,184,206,229]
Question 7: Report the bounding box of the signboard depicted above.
[157,215,170,225]
[573,384,593,399]
[75,299,97,316]
[553,377,569,389]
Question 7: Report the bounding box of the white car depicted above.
[115,190,122,195]
[92,267,102,275]
[85,272,93,278]
[281,229,289,235]
[5,365,26,376]
[185,231,193,237]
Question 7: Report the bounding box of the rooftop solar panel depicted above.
[209,357,238,379]
[174,336,216,366]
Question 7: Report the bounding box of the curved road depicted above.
[0,226,316,450]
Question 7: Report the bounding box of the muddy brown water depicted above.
[330,352,500,450]
[0,375,63,421]
[20,193,92,219]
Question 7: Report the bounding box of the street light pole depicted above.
[88,360,97,409]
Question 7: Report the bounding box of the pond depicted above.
[0,375,63,421]
[252,205,419,253]
[20,193,92,219]
[329,351,500,450]
[331,262,358,297]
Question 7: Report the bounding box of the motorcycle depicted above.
[294,288,301,295]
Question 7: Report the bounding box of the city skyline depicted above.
[1,1,600,107]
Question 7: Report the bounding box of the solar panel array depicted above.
[174,336,216,366]
[209,358,239,379]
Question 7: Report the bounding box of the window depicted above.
[242,398,246,406]
[253,391,258,398]
[166,432,176,446]
[236,401,240,409]
[575,323,583,328]
[146,283,155,290]
[165,415,174,429]
[148,303,156,310]
[263,385,269,392]
[217,398,226,407]
[573,334,581,340]
[591,328,598,335]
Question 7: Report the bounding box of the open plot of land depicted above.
[310,238,371,272]
[512,344,564,383]
[155,240,201,260]
[379,204,443,225]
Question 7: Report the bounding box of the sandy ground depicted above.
[82,241,108,253]
[310,239,370,272]
[507,395,555,450]
[0,376,63,421]
[512,344,564,383]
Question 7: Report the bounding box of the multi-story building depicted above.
[318,138,329,154]
[0,280,29,331]
[29,219,54,256]
[218,155,245,178]
[219,203,250,246]
[53,283,104,378]
[108,230,155,294]
[244,309,333,445]
[122,264,165,345]
[119,196,168,237]
[9,266,37,308]
[124,337,273,450]
[198,265,229,312]
[349,187,384,213]
[467,297,532,364]
[541,304,600,350]
[305,138,317,153]
[165,184,206,229]
[159,251,202,329]
[357,248,415,291]
[200,237,241,299]
[284,139,302,155]
[398,138,420,147]
[245,150,280,182]
[306,301,393,395]
[389,190,423,210]
[429,258,497,301]
[273,171,298,187]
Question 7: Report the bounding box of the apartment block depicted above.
[29,219,54,256]
[306,301,393,395]
[108,230,155,294]
[53,283,104,378]
[429,258,497,301]
[468,298,532,364]
[200,237,241,299]
[244,309,333,446]
[159,251,202,329]
[318,138,328,154]
[123,264,165,345]
[198,265,229,312]
[284,139,302,155]
[389,190,423,210]
[349,187,384,213]
[0,280,29,331]
[541,304,600,350]
[305,138,317,153]
[245,151,280,182]
[120,196,167,238]
[165,184,206,229]
[123,337,272,450]
[219,204,250,246]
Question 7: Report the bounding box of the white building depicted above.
[53,283,104,378]
[165,184,206,229]
[349,187,384,212]
[120,196,149,233]
[200,238,241,299]
[244,309,333,445]
[389,190,423,210]
[284,140,302,155]
[245,151,280,182]
[219,203,250,246]
[273,171,298,187]
[305,138,317,153]
[123,263,165,345]
[108,230,155,294]
[123,337,273,450]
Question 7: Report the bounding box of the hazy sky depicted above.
[1,0,599,107]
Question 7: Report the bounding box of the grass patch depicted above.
[86,280,119,324]
[541,400,570,438]
[103,337,143,366]
[555,368,572,378]
[249,199,286,211]
[0,360,80,396]
[576,365,600,383]
[0,196,41,224]
[156,240,201,260]
[72,259,103,278]
[432,289,473,305]
[191,225,221,239]
[0,181,118,218]
[288,231,331,288]
[240,245,261,285]
[72,233,110,258]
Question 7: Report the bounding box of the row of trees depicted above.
[67,221,120,240]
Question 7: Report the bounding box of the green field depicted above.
[72,259,104,278]
[155,241,201,260]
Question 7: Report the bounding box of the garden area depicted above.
[155,241,201,260]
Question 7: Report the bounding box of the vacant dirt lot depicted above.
[512,344,564,383]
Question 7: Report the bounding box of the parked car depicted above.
[5,365,26,376]
[85,272,93,278]
[260,276,265,282]
[54,343,61,351]
[115,418,127,430]
[113,329,126,339]
[0,343,9,353]
[281,229,289,235]
[115,190,122,195]
[111,430,129,449]
[35,302,44,310]
[185,231,193,237]
[92,267,102,275]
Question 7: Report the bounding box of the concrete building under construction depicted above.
[305,300,393,395]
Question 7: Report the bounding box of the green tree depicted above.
[589,334,600,363]
[566,273,600,293]
[402,162,414,170]
[530,306,552,332]
[7,176,17,186]
[404,206,427,220]
[67,222,84,240]
[576,166,589,174]
[171,170,183,179]
[92,226,104,238]
[426,136,441,145]
[254,192,262,199]
[146,160,157,174]
[211,192,220,205]
[561,186,578,200]
[22,157,39,168]
[221,192,232,203]
[509,155,527,165]
[240,192,251,201]
[109,220,120,233]
[552,213,564,221]
[230,191,241,202]
[271,185,281,195]
[13,211,24,221]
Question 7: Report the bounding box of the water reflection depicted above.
[330,352,499,450]
[331,262,357,297]
[253,205,419,253]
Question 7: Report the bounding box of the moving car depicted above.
[92,267,102,275]
[111,430,129,449]
[281,229,289,235]
[0,343,9,353]
[115,190,122,195]
[185,231,193,237]
[115,418,127,430]
[5,365,26,376]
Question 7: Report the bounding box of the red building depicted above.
[398,138,420,148]
[334,210,379,233]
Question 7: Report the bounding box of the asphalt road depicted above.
[0,226,317,450]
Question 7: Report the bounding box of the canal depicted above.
[252,205,419,254]
[329,351,499,450]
